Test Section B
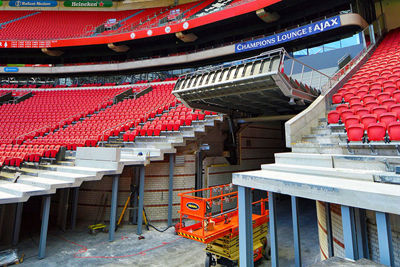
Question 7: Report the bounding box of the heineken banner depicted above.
[0,1,3,7]
[9,0,58,7]
[64,0,113,7]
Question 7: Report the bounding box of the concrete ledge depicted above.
[76,147,121,162]
[233,170,400,215]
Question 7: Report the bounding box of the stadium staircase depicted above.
[0,81,224,204]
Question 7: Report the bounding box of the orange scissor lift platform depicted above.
[176,184,269,266]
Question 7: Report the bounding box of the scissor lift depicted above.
[176,184,269,266]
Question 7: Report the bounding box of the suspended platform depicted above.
[172,48,332,117]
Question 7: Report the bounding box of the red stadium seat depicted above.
[372,106,388,117]
[388,121,400,141]
[361,114,378,129]
[367,123,387,141]
[355,107,370,117]
[340,109,354,121]
[327,111,340,124]
[347,124,364,142]
[344,115,360,130]
[332,93,343,104]
[379,112,397,126]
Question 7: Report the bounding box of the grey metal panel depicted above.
[243,63,253,77]
[212,69,222,84]
[270,57,281,72]
[194,74,203,88]
[189,76,197,88]
[200,73,210,87]
[235,65,245,79]
[253,61,262,75]
[261,59,271,73]
[206,72,215,85]
[220,68,230,82]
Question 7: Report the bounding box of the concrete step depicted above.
[261,163,394,182]
[310,127,331,135]
[39,171,94,184]
[57,160,75,166]
[302,134,341,144]
[274,152,400,171]
[0,190,22,204]
[17,176,75,190]
[55,165,116,176]
[292,142,346,154]
[0,182,51,198]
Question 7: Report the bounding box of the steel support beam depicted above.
[355,208,369,259]
[269,192,279,267]
[324,202,334,257]
[132,168,139,225]
[12,202,23,246]
[238,186,253,267]
[369,24,376,44]
[137,165,145,235]
[38,195,51,259]
[109,175,119,242]
[70,187,79,230]
[168,154,175,227]
[341,205,357,260]
[291,196,301,267]
[376,212,394,266]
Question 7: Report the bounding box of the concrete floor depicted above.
[19,197,320,267]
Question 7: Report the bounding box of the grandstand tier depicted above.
[328,28,400,144]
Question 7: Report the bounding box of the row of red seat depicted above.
[328,28,400,142]
[26,84,177,149]
[0,144,60,167]
[347,122,400,142]
[0,88,126,146]
[122,105,212,141]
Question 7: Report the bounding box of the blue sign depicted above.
[235,16,341,53]
[4,67,19,72]
[9,0,58,7]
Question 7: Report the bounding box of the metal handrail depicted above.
[179,48,286,79]
[281,50,332,80]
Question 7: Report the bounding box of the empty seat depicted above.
[336,104,349,113]
[367,123,387,142]
[372,106,388,116]
[332,93,343,104]
[340,109,354,121]
[388,121,400,141]
[344,115,360,130]
[355,107,370,117]
[327,111,340,124]
[347,124,364,142]
[377,92,391,104]
[365,100,379,109]
[361,114,378,129]
[379,112,397,126]
[382,99,397,109]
